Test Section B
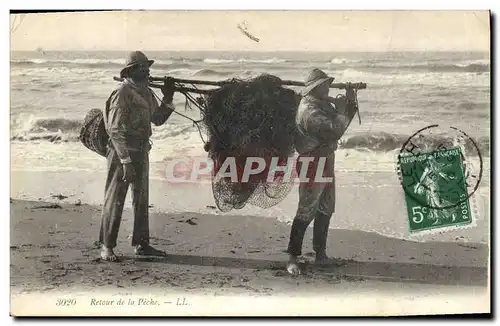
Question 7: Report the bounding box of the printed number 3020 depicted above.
[56,299,76,306]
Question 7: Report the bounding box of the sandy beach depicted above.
[10,197,490,316]
[8,10,492,317]
[9,32,491,317]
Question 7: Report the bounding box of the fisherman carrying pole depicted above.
[286,68,359,275]
[89,64,365,263]
[99,51,176,262]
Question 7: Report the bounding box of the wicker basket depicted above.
[79,109,109,157]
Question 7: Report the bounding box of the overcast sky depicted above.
[10,10,490,52]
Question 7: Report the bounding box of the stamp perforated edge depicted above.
[394,147,479,237]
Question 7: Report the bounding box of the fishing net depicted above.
[199,74,302,212]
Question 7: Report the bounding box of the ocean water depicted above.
[9,51,491,243]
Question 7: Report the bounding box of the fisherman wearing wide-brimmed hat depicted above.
[300,68,335,97]
[119,51,155,79]
[99,51,176,262]
[286,68,358,276]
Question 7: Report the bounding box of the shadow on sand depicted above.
[116,253,488,287]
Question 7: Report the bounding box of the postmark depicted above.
[396,125,483,234]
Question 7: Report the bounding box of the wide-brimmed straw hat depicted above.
[301,68,334,96]
[120,51,154,78]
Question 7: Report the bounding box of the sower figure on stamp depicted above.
[286,68,358,275]
[99,51,176,261]
[413,155,457,225]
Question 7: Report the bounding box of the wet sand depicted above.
[10,198,490,315]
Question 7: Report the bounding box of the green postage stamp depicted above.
[398,146,475,233]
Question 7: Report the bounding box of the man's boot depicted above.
[286,218,312,275]
[313,212,332,264]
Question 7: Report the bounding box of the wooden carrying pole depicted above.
[149,76,368,89]
[113,76,367,95]
[113,77,212,94]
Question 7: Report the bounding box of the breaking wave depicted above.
[203,58,287,64]
[329,61,490,73]
[10,58,191,70]
[10,117,490,157]
[329,58,361,65]
[12,57,489,76]
[192,69,234,77]
[339,132,489,156]
[380,63,489,73]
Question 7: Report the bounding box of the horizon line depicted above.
[10,49,490,53]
